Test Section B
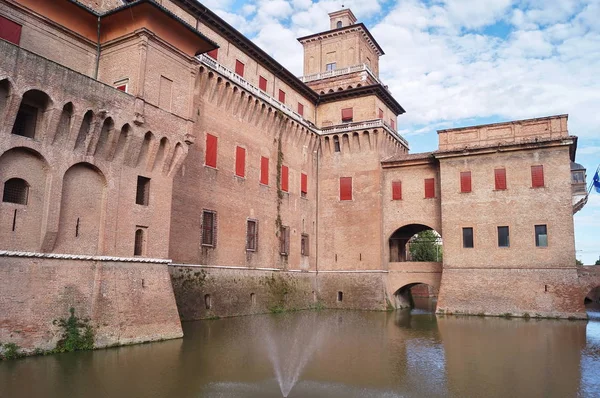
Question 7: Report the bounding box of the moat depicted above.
[1,300,599,398]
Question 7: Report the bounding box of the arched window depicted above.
[2,178,29,205]
[134,228,145,256]
[337,21,342,28]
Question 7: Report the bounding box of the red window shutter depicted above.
[259,76,267,91]
[424,178,435,198]
[207,48,218,60]
[378,108,384,119]
[340,177,352,201]
[301,173,308,194]
[116,85,127,92]
[0,16,22,45]
[531,165,544,188]
[235,60,245,76]
[260,156,269,185]
[298,103,304,116]
[235,146,246,177]
[279,89,286,103]
[460,171,472,193]
[341,108,353,121]
[392,181,402,200]
[495,168,507,190]
[281,165,289,192]
[205,134,217,168]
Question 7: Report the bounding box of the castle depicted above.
[0,0,596,352]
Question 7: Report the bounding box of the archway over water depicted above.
[393,283,438,311]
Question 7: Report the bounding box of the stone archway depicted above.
[389,223,442,262]
[392,282,439,311]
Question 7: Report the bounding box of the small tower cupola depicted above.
[329,9,357,30]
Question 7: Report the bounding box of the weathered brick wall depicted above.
[437,268,586,318]
[169,66,319,270]
[0,255,183,352]
[169,266,389,320]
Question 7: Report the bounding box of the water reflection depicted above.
[1,303,599,398]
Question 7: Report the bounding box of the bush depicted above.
[53,308,94,353]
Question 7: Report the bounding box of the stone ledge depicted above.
[0,251,171,264]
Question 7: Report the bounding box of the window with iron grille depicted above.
[202,210,217,247]
[2,178,28,205]
[498,226,510,247]
[301,234,309,256]
[535,224,548,247]
[134,228,146,256]
[246,219,258,251]
[11,104,37,139]
[280,225,290,256]
[136,176,150,206]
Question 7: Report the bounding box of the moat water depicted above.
[1,299,599,398]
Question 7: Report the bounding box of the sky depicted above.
[200,0,600,264]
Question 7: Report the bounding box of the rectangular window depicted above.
[495,168,507,190]
[205,134,218,168]
[301,234,309,256]
[326,62,336,71]
[202,210,217,247]
[341,108,353,122]
[463,227,474,248]
[0,16,22,45]
[392,181,402,200]
[340,177,352,201]
[280,225,290,256]
[460,171,472,193]
[259,75,267,91]
[278,89,286,103]
[207,48,218,60]
[136,176,150,206]
[260,156,269,185]
[235,146,246,178]
[235,60,245,77]
[498,226,510,247]
[281,165,289,192]
[531,165,544,188]
[297,103,304,117]
[424,178,435,198]
[301,173,308,198]
[535,225,548,247]
[378,108,384,119]
[246,219,258,252]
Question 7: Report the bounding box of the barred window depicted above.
[301,234,309,256]
[202,210,217,247]
[246,219,258,251]
[2,178,29,205]
[280,225,290,256]
[134,228,145,256]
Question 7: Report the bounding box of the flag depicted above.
[594,170,600,194]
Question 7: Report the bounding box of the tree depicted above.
[595,259,600,266]
[409,230,442,262]
[576,259,583,266]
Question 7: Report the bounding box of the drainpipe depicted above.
[94,16,101,80]
[315,137,320,292]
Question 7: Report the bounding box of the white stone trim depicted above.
[0,251,171,264]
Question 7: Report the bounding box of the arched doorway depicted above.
[389,224,442,262]
[393,283,438,312]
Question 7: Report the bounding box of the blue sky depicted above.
[201,0,600,264]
